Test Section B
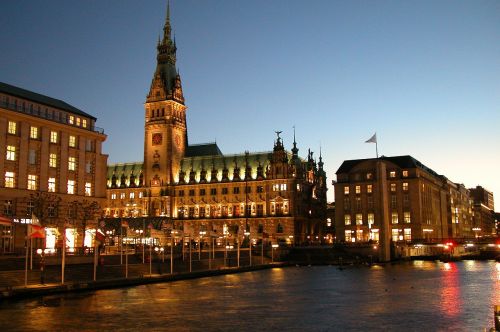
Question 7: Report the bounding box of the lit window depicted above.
[139,191,143,198]
[356,230,363,242]
[391,212,398,224]
[120,193,125,199]
[27,175,37,190]
[8,121,17,134]
[367,184,373,193]
[326,218,332,227]
[82,119,87,128]
[5,171,15,188]
[356,213,363,225]
[30,126,39,139]
[69,135,77,148]
[50,131,58,143]
[404,228,411,241]
[29,149,36,164]
[85,182,92,196]
[86,139,93,152]
[390,183,396,192]
[49,153,57,167]
[392,229,399,242]
[366,172,372,180]
[403,182,408,191]
[344,186,349,195]
[76,117,81,126]
[402,171,408,177]
[345,230,352,242]
[404,212,411,223]
[69,115,74,124]
[389,171,396,178]
[111,193,116,200]
[6,145,16,161]
[48,178,56,192]
[68,157,76,171]
[67,180,75,194]
[344,215,351,225]
[280,183,287,191]
[368,213,374,226]
[130,192,135,199]
[355,186,361,194]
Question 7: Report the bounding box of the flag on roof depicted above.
[365,133,377,144]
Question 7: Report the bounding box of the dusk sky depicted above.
[1,0,499,208]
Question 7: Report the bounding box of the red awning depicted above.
[0,215,13,226]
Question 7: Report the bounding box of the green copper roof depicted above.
[185,143,223,157]
[0,81,96,120]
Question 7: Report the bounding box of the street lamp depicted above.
[36,248,45,285]
[271,243,279,263]
[135,229,144,263]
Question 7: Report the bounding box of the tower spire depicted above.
[163,0,172,42]
[291,125,299,158]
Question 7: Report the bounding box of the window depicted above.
[404,212,411,223]
[50,131,58,143]
[178,190,184,197]
[392,229,399,242]
[4,200,13,216]
[49,153,57,167]
[403,182,408,191]
[130,192,135,199]
[48,178,56,192]
[86,161,92,173]
[368,213,374,226]
[366,172,372,180]
[233,187,240,194]
[27,175,37,190]
[257,204,264,216]
[356,214,363,225]
[69,135,77,148]
[345,230,352,242]
[200,189,206,196]
[6,145,16,161]
[29,149,36,164]
[404,228,411,241]
[69,115,74,124]
[403,194,409,207]
[120,193,125,199]
[27,200,35,216]
[82,119,87,128]
[68,157,76,171]
[391,212,398,224]
[367,196,373,209]
[47,203,56,217]
[189,189,195,196]
[139,191,143,198]
[355,186,361,194]
[8,121,17,134]
[76,117,81,126]
[222,187,228,195]
[210,188,217,195]
[5,172,15,188]
[367,184,372,194]
[356,230,363,242]
[67,180,75,194]
[245,186,251,194]
[85,183,92,196]
[326,218,332,227]
[86,139,94,152]
[30,126,39,139]
[390,183,396,192]
[389,171,396,178]
[256,186,264,193]
[391,195,397,209]
[344,215,351,225]
[355,197,361,210]
[111,193,116,200]
[280,183,287,191]
[402,170,408,177]
[344,197,350,210]
[344,186,349,195]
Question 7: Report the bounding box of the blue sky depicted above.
[1,0,499,208]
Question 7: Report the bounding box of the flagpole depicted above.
[30,237,33,270]
[120,223,123,265]
[24,230,29,287]
[376,141,379,159]
[61,228,66,284]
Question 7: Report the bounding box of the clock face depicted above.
[152,133,162,145]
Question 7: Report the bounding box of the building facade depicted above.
[469,186,496,237]
[0,82,108,253]
[334,155,480,252]
[103,6,327,246]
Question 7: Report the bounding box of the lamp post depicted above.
[199,230,206,268]
[271,243,279,263]
[36,248,45,285]
[244,230,251,266]
[135,229,144,263]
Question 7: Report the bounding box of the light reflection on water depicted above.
[0,261,498,331]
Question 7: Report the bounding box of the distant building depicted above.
[469,186,496,237]
[334,155,481,260]
[103,5,327,245]
[0,82,108,253]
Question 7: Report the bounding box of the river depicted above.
[0,260,498,331]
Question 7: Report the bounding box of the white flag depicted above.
[31,213,41,225]
[365,133,377,144]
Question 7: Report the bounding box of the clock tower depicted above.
[144,2,186,193]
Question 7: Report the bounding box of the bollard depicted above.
[495,305,500,332]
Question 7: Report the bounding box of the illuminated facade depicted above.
[334,155,477,245]
[104,6,327,245]
[0,82,108,253]
[469,186,496,237]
